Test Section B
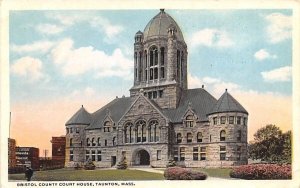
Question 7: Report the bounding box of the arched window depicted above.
[70,138,73,147]
[92,138,96,146]
[237,130,242,141]
[149,46,158,80]
[187,133,192,143]
[160,47,165,65]
[113,137,116,146]
[197,132,203,143]
[97,137,101,146]
[139,51,142,81]
[177,133,182,143]
[86,138,90,146]
[104,121,111,132]
[136,120,146,143]
[149,120,159,142]
[220,130,226,141]
[186,115,194,127]
[124,122,133,143]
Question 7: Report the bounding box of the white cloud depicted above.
[71,87,96,98]
[190,28,234,48]
[188,74,239,97]
[265,13,292,43]
[45,12,123,41]
[11,40,55,54]
[11,56,44,82]
[261,66,292,82]
[89,17,124,40]
[36,24,65,35]
[51,38,133,79]
[254,49,277,61]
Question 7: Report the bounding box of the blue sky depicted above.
[9,9,293,151]
[10,9,292,103]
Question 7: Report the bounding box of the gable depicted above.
[118,94,167,125]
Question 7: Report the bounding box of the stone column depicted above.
[158,48,161,82]
[147,51,150,84]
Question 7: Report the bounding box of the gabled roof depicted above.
[208,90,248,115]
[163,88,217,122]
[85,97,133,130]
[65,106,92,126]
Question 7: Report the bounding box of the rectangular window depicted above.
[243,118,247,125]
[159,90,163,98]
[70,150,73,161]
[213,117,218,125]
[173,147,178,161]
[105,140,107,146]
[200,153,206,161]
[220,146,226,161]
[148,92,152,99]
[97,150,102,161]
[157,150,161,160]
[70,128,73,133]
[180,147,185,161]
[161,67,165,78]
[91,150,96,161]
[193,147,198,161]
[237,116,241,124]
[187,133,192,143]
[229,116,234,124]
[221,116,226,124]
[200,147,206,152]
[86,150,90,161]
[153,91,157,99]
[200,147,206,161]
[76,128,79,133]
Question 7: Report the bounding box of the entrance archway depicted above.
[133,149,150,165]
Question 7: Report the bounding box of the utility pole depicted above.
[9,112,11,138]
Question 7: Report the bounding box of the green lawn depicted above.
[9,168,164,181]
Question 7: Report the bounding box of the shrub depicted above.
[230,164,291,179]
[8,167,25,174]
[166,159,177,167]
[84,160,96,170]
[116,157,128,170]
[164,167,207,180]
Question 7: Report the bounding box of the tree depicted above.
[248,124,291,164]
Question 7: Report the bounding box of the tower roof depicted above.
[65,105,92,125]
[208,90,248,115]
[143,9,185,42]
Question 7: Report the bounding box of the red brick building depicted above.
[16,147,39,170]
[51,136,66,167]
[8,138,17,168]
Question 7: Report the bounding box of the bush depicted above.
[166,159,177,167]
[230,164,291,179]
[84,160,96,170]
[116,157,128,170]
[8,167,25,174]
[164,167,207,180]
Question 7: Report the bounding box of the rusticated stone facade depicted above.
[64,9,249,168]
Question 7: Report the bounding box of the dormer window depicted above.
[104,121,112,132]
[186,115,194,127]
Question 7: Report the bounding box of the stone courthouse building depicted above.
[65,9,248,168]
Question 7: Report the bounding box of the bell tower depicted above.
[130,9,188,109]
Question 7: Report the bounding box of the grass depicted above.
[9,168,164,181]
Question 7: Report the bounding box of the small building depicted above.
[8,138,17,168]
[16,147,39,170]
[51,136,66,167]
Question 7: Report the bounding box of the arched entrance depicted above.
[133,149,150,166]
